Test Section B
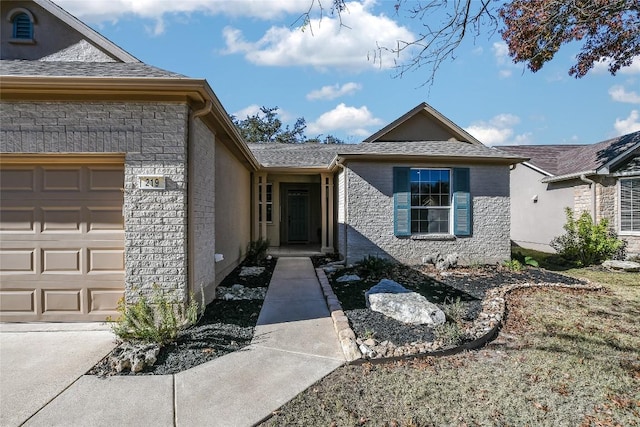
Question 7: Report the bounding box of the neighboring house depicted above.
[501,131,640,256]
[0,0,523,323]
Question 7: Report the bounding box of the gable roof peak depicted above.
[32,0,140,63]
[363,101,483,146]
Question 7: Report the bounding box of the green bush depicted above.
[109,285,201,345]
[503,259,523,272]
[245,237,270,265]
[550,208,624,267]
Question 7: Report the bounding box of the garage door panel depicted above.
[0,168,35,191]
[42,168,82,191]
[0,249,35,273]
[0,208,36,232]
[88,207,124,231]
[89,168,124,191]
[0,160,124,322]
[88,249,124,273]
[42,249,82,273]
[0,290,35,312]
[41,208,82,232]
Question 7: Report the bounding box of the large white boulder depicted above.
[365,279,446,326]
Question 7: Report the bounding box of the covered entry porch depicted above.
[252,171,335,254]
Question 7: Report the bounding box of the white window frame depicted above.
[258,182,273,224]
[619,177,640,235]
[409,168,452,235]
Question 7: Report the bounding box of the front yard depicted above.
[262,265,640,426]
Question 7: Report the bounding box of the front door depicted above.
[287,190,309,242]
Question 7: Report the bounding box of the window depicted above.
[393,167,471,237]
[11,12,33,40]
[620,178,640,233]
[410,169,451,233]
[258,183,273,223]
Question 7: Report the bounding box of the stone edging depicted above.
[315,267,603,363]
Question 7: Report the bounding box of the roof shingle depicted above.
[0,60,186,78]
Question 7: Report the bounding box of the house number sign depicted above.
[138,175,166,190]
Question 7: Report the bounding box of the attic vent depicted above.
[12,12,33,39]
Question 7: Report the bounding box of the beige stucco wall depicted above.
[214,140,251,285]
[510,163,574,252]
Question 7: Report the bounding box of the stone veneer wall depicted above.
[190,118,216,302]
[0,101,190,303]
[341,162,511,265]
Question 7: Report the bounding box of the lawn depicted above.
[262,264,640,426]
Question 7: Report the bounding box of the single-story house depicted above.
[0,0,523,322]
[500,131,640,256]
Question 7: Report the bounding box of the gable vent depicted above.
[13,13,33,39]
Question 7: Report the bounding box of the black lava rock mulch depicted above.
[347,309,435,346]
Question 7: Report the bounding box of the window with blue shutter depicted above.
[12,13,33,39]
[452,168,471,236]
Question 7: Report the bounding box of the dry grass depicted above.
[262,268,640,427]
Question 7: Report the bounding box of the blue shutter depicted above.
[453,168,471,236]
[393,167,411,237]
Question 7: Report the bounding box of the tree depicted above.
[231,106,306,144]
[232,106,345,144]
[322,0,639,84]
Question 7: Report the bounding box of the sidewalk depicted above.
[6,257,344,427]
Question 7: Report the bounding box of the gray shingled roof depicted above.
[247,143,339,168]
[499,144,586,175]
[0,60,186,78]
[248,140,524,168]
[500,131,640,178]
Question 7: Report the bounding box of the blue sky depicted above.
[55,0,640,146]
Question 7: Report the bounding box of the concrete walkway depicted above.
[4,257,344,427]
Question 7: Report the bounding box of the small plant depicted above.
[441,297,466,323]
[245,237,270,265]
[434,322,465,347]
[356,255,395,278]
[551,208,624,267]
[503,258,523,272]
[109,285,201,345]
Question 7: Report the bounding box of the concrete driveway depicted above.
[0,323,116,427]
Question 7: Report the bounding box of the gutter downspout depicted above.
[580,174,597,220]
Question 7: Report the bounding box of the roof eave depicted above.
[329,153,525,171]
[596,142,640,175]
[541,170,597,183]
[258,166,330,174]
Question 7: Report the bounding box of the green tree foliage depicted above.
[550,208,625,267]
[231,106,344,144]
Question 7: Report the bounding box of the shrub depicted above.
[441,296,466,323]
[551,208,624,267]
[434,322,465,347]
[511,252,540,269]
[245,237,270,265]
[503,259,523,272]
[109,285,201,345]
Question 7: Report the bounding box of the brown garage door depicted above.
[0,157,125,322]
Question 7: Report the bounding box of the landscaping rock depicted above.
[436,253,458,271]
[216,285,267,300]
[109,342,161,373]
[602,259,640,272]
[365,279,446,326]
[336,274,361,283]
[239,266,265,277]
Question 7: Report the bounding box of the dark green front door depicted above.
[287,190,309,242]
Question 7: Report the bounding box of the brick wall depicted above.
[0,101,190,302]
[190,118,216,302]
[341,162,511,265]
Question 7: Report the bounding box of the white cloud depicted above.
[306,82,362,101]
[307,103,383,136]
[609,85,640,104]
[613,110,640,135]
[492,41,517,79]
[231,104,261,120]
[55,0,310,23]
[593,56,640,75]
[465,113,531,146]
[221,2,415,71]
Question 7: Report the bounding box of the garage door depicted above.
[0,157,125,322]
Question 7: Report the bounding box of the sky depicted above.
[54,0,640,146]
